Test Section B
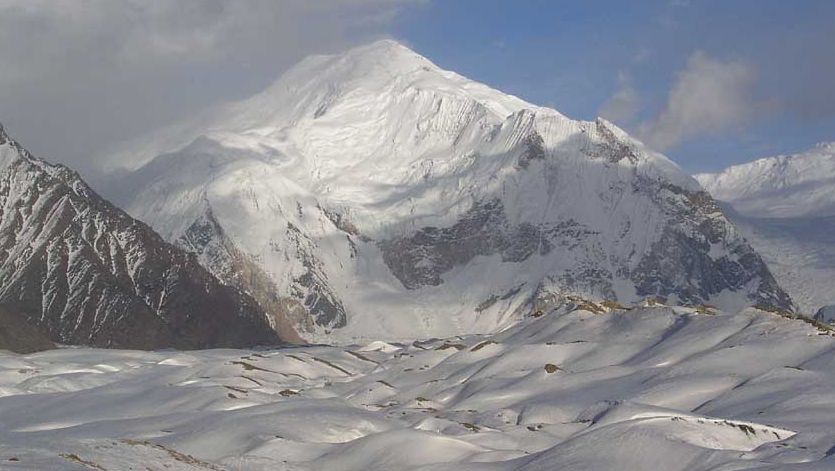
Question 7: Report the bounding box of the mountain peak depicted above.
[0,130,289,349]
[100,38,540,171]
[283,38,440,90]
[346,38,424,60]
[328,38,434,71]
[198,37,538,146]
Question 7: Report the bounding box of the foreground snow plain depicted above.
[2,304,835,470]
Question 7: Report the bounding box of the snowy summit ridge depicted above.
[110,40,791,341]
[696,143,835,218]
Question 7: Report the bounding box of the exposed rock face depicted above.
[178,207,305,341]
[380,174,789,313]
[284,222,347,329]
[630,182,790,308]
[0,125,284,349]
[380,199,551,289]
[0,304,55,353]
[815,305,835,323]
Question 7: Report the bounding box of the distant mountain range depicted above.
[696,143,835,319]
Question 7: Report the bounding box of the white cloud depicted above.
[0,0,421,174]
[638,51,754,150]
[0,0,417,71]
[599,72,640,126]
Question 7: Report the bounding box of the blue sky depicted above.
[0,1,832,175]
[392,0,835,173]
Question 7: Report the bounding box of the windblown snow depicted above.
[107,40,790,342]
[1,304,834,470]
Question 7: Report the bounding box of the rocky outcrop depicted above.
[381,179,791,311]
[284,222,347,329]
[179,207,306,340]
[380,199,551,289]
[0,304,55,353]
[0,126,284,349]
[631,182,790,308]
[814,305,835,323]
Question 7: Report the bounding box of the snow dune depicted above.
[1,304,834,470]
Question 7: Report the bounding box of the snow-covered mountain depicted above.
[696,142,835,218]
[0,123,291,350]
[696,143,835,316]
[110,40,791,341]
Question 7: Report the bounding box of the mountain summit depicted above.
[109,40,791,341]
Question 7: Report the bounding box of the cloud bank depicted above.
[602,51,755,152]
[639,51,754,150]
[0,0,419,175]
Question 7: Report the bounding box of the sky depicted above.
[0,0,833,177]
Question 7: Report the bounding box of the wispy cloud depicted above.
[638,51,755,150]
[0,0,420,174]
[599,72,640,126]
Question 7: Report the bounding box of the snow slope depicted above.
[0,123,289,350]
[1,303,833,470]
[696,144,835,315]
[110,40,790,342]
[696,143,835,218]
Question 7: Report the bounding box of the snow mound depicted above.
[1,305,834,470]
